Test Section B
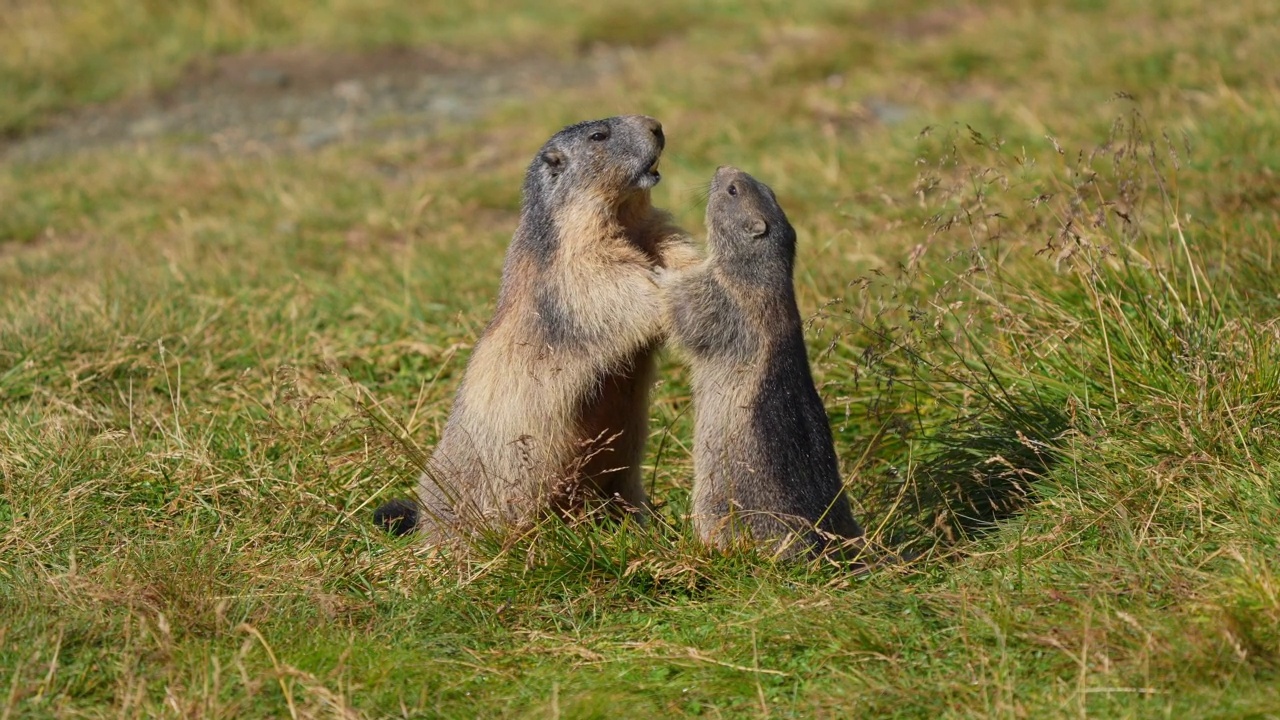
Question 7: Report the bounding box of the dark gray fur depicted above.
[667,166,863,559]
[667,271,755,361]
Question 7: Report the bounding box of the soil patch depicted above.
[3,46,617,163]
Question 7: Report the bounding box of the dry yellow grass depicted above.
[3,0,1279,717]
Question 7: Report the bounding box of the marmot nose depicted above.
[639,116,664,149]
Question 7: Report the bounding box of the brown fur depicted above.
[401,116,699,544]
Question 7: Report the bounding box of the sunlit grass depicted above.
[3,0,1279,717]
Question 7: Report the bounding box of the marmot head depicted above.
[705,166,797,280]
[522,115,665,213]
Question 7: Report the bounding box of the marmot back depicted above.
[376,115,700,544]
[663,166,863,559]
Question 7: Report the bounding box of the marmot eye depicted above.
[727,184,738,196]
[589,130,609,142]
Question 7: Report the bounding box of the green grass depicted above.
[3,0,1280,717]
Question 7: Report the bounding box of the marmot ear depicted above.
[541,149,566,175]
[746,217,768,237]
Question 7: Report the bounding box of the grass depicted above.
[3,0,1280,717]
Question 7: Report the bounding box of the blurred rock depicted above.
[333,80,368,105]
[247,67,290,88]
[128,116,166,138]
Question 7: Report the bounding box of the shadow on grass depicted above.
[843,314,1073,557]
[889,392,1068,552]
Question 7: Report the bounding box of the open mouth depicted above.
[632,153,662,190]
[634,149,665,189]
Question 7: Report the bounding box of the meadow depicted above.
[2,0,1279,717]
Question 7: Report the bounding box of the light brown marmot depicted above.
[376,115,699,542]
[662,166,864,559]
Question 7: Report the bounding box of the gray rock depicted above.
[128,116,167,138]
[247,68,290,87]
[298,126,342,149]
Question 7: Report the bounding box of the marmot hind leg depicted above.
[574,347,659,522]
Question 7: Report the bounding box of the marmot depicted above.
[375,115,700,543]
[662,166,864,559]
